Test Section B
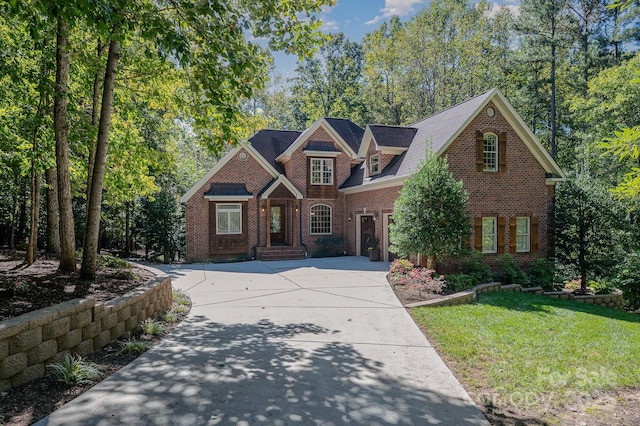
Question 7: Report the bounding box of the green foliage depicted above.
[172,289,191,307]
[587,280,617,295]
[140,318,165,336]
[313,236,344,257]
[444,273,476,292]
[555,176,626,289]
[527,258,556,291]
[141,189,184,263]
[612,252,640,309]
[96,253,131,270]
[460,252,493,285]
[118,335,152,355]
[47,354,104,386]
[162,310,179,324]
[390,153,471,262]
[496,254,530,285]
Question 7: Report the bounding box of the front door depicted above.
[360,215,375,256]
[270,204,285,245]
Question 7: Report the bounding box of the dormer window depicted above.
[483,133,498,172]
[369,154,380,175]
[310,158,333,185]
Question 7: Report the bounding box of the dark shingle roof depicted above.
[369,125,417,148]
[205,183,251,197]
[249,129,302,173]
[324,118,365,153]
[304,141,339,152]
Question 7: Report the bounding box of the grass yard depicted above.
[412,291,640,424]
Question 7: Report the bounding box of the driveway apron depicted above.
[36,256,488,425]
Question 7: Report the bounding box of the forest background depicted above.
[1,0,639,298]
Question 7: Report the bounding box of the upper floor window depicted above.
[483,133,498,171]
[369,154,380,175]
[310,158,333,185]
[310,204,332,234]
[482,217,497,253]
[516,217,530,252]
[216,203,242,234]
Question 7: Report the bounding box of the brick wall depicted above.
[0,275,172,391]
[185,148,274,261]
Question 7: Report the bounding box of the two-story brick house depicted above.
[181,88,565,265]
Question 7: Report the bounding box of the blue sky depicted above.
[271,0,519,79]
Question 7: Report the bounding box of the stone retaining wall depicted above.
[0,275,172,391]
[406,282,624,310]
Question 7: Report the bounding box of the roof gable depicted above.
[250,129,302,174]
[276,118,361,162]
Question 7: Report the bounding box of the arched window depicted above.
[310,204,332,235]
[483,133,498,171]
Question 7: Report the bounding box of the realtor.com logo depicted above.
[479,367,618,412]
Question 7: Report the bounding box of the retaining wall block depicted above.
[93,305,106,322]
[73,340,94,357]
[27,339,58,364]
[0,379,11,392]
[58,329,82,350]
[110,322,125,341]
[0,338,8,359]
[0,317,28,341]
[0,352,28,379]
[101,312,118,331]
[117,306,131,322]
[12,363,44,388]
[137,311,146,322]
[50,350,70,364]
[82,322,101,340]
[125,316,138,332]
[43,317,70,341]
[10,327,43,354]
[70,310,92,329]
[93,330,111,351]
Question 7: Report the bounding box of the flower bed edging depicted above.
[0,275,172,391]
[404,282,624,310]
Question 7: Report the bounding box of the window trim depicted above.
[216,203,242,235]
[310,204,332,235]
[483,132,498,172]
[369,154,380,175]
[482,217,497,254]
[310,158,334,186]
[516,216,530,253]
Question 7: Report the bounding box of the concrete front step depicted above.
[256,246,305,261]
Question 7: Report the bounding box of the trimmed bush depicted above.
[460,252,492,284]
[496,254,529,285]
[445,273,476,292]
[527,258,555,291]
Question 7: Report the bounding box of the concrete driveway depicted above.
[37,256,488,425]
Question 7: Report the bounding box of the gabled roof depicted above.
[358,124,417,157]
[341,88,566,193]
[204,183,253,201]
[276,118,362,162]
[259,175,303,200]
[250,129,302,174]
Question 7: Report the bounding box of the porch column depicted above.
[266,198,271,248]
[292,201,297,247]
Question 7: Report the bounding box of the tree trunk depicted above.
[45,167,61,254]
[54,17,76,272]
[26,78,46,266]
[550,12,557,161]
[81,38,121,279]
[124,201,131,257]
[9,193,18,250]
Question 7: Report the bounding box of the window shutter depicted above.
[476,131,484,172]
[498,132,507,172]
[531,216,539,253]
[474,217,482,251]
[498,216,506,254]
[509,217,517,253]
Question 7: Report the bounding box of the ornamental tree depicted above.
[390,153,471,268]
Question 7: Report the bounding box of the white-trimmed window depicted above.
[516,217,530,252]
[216,203,242,234]
[483,133,498,171]
[369,154,380,174]
[482,217,497,253]
[310,158,333,185]
[310,204,332,234]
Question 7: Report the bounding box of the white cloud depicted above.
[366,0,427,25]
[485,2,520,18]
[321,20,340,31]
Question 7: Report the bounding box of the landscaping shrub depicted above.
[527,258,555,291]
[140,318,165,336]
[97,253,131,270]
[312,236,344,257]
[612,252,640,309]
[496,254,530,285]
[588,280,618,295]
[47,354,104,386]
[390,258,414,275]
[460,252,492,284]
[396,268,446,299]
[445,273,475,292]
[118,335,152,355]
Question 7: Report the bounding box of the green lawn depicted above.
[412,292,640,414]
